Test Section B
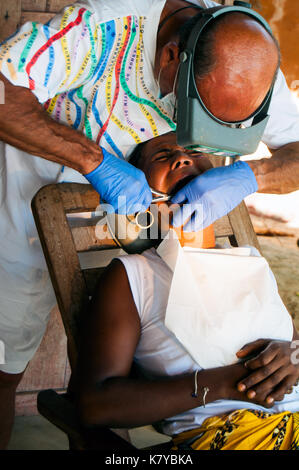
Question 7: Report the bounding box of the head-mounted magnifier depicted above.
[176,1,275,158]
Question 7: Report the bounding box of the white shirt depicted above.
[118,247,299,437]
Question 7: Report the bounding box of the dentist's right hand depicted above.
[84,147,152,214]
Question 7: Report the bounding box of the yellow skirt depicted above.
[172,409,299,450]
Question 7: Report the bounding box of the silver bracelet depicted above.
[191,370,209,407]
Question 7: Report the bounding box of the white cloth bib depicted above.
[157,231,293,368]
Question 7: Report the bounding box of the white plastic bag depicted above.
[157,231,293,368]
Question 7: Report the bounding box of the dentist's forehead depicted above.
[196,14,279,122]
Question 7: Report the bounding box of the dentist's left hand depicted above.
[85,148,152,214]
[171,161,258,231]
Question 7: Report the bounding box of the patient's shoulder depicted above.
[114,248,173,320]
[92,258,133,301]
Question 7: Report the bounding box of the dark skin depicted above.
[0,370,24,449]
[0,73,102,175]
[75,133,299,429]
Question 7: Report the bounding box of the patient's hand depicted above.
[235,339,299,405]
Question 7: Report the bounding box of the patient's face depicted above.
[138,132,213,195]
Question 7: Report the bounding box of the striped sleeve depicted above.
[0,5,101,103]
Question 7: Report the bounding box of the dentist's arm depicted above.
[0,72,101,174]
[0,73,152,213]
[247,142,299,194]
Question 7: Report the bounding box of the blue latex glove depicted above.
[171,161,258,231]
[85,148,152,214]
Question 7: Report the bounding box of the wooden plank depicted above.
[15,305,69,415]
[15,391,39,416]
[31,185,89,370]
[227,201,261,251]
[17,306,68,393]
[21,0,47,11]
[64,358,71,389]
[20,11,55,25]
[0,0,21,42]
[37,390,136,450]
[214,215,234,238]
[58,183,100,213]
[48,0,73,12]
[71,225,117,252]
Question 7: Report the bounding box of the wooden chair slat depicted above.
[37,390,137,451]
[57,183,100,213]
[31,184,89,368]
[71,225,118,252]
[213,215,234,238]
[228,201,260,249]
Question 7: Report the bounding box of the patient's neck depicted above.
[157,202,216,249]
[173,225,216,249]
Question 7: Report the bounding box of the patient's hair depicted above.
[129,141,146,169]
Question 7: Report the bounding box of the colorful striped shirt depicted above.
[0,0,176,159]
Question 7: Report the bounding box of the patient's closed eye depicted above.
[186,150,204,157]
[153,148,204,162]
[154,149,171,161]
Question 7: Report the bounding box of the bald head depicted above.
[179,11,280,122]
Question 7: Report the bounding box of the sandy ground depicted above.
[256,230,299,330]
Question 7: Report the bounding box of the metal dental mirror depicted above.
[105,188,171,254]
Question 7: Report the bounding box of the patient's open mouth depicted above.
[170,174,196,195]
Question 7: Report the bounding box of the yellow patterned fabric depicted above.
[172,409,299,450]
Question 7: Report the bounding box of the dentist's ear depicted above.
[157,42,180,95]
[160,41,180,66]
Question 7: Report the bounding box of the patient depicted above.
[74,132,299,450]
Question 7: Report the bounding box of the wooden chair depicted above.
[31,181,260,451]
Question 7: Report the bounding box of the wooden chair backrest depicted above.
[31,182,259,371]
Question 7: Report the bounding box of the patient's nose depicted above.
[170,151,193,170]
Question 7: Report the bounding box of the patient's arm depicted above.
[74,260,274,430]
[235,325,299,404]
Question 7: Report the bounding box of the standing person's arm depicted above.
[0,6,151,212]
[0,73,151,213]
[0,5,103,173]
[0,72,102,174]
[247,142,299,194]
[247,71,299,194]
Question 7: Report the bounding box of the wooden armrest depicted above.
[37,389,173,451]
[37,389,136,450]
